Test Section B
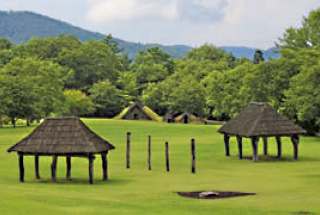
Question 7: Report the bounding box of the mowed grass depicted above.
[0,119,320,215]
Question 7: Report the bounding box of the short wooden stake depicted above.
[66,156,71,181]
[276,136,282,158]
[165,142,169,172]
[89,155,95,184]
[35,155,40,179]
[19,153,24,182]
[191,139,195,173]
[126,132,131,169]
[148,135,151,170]
[263,137,268,155]
[51,155,58,183]
[101,152,108,181]
[224,133,230,156]
[236,135,243,159]
[251,137,259,162]
[291,135,299,161]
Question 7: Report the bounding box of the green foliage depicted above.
[59,90,94,116]
[253,50,265,64]
[187,44,234,63]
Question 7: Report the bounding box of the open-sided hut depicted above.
[175,112,206,124]
[114,101,161,121]
[163,112,175,123]
[7,117,115,184]
[218,102,306,162]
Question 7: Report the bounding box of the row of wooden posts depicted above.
[126,132,196,173]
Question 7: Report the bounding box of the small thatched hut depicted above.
[218,102,306,162]
[114,101,161,121]
[7,117,115,184]
[163,112,175,123]
[175,112,206,124]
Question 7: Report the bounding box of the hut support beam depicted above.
[51,155,58,183]
[251,137,259,162]
[291,135,299,161]
[236,135,243,159]
[224,133,230,156]
[263,137,268,155]
[66,156,71,181]
[89,155,95,184]
[19,153,24,182]
[276,136,282,158]
[101,152,108,181]
[35,155,40,179]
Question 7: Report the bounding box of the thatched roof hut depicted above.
[8,117,115,184]
[163,112,175,123]
[175,112,206,124]
[218,102,306,162]
[114,101,161,121]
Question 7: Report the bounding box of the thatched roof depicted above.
[163,112,175,122]
[175,112,206,124]
[114,101,162,121]
[8,117,115,155]
[218,102,306,137]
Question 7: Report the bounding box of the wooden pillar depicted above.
[251,137,259,162]
[89,155,95,184]
[148,135,151,171]
[224,133,230,156]
[291,134,299,161]
[51,155,58,183]
[191,139,195,173]
[263,137,268,155]
[236,135,243,159]
[18,153,24,182]
[35,155,40,179]
[126,132,131,169]
[66,156,71,181]
[276,136,282,158]
[165,142,169,172]
[101,152,108,181]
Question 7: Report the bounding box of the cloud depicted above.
[87,0,228,23]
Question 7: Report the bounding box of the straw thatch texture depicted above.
[163,112,175,123]
[174,112,206,124]
[8,117,115,155]
[114,101,162,121]
[218,102,306,137]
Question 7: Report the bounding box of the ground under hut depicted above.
[7,117,115,184]
[175,112,206,124]
[218,102,306,162]
[114,101,161,121]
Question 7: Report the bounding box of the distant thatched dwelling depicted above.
[114,101,162,121]
[175,112,206,124]
[218,102,306,162]
[163,112,175,123]
[7,117,115,184]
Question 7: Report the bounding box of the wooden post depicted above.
[126,132,131,169]
[66,156,71,181]
[236,135,243,159]
[18,153,24,182]
[191,139,195,173]
[291,135,299,161]
[101,152,108,181]
[165,142,169,172]
[276,136,282,158]
[35,155,40,179]
[148,135,151,170]
[263,137,268,155]
[89,155,95,184]
[51,155,58,183]
[251,137,259,162]
[224,133,230,156]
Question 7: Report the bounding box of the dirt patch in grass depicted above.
[177,191,256,199]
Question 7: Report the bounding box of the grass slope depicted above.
[0,119,319,215]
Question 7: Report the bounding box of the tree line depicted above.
[0,9,319,134]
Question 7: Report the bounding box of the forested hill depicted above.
[0,10,278,59]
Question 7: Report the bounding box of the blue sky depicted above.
[0,0,319,49]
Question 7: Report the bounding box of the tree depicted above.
[89,80,126,117]
[187,44,234,64]
[59,90,94,116]
[253,50,265,64]
[0,38,13,50]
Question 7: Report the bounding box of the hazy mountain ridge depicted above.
[0,11,279,59]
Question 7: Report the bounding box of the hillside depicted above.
[0,10,279,60]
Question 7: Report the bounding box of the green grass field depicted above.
[0,119,319,215]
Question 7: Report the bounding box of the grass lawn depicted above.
[0,119,319,215]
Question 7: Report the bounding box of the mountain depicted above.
[0,10,279,60]
[220,46,280,60]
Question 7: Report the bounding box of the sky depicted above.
[0,0,319,49]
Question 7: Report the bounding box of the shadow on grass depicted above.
[231,155,320,163]
[25,178,133,186]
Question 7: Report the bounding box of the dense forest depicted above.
[0,8,319,134]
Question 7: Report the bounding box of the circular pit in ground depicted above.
[177,191,256,199]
